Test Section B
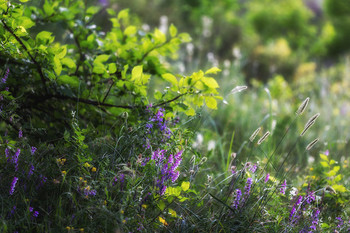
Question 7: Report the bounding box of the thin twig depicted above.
[1,19,48,94]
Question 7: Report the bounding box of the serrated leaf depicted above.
[320,154,329,161]
[61,57,76,69]
[53,56,62,76]
[205,96,217,109]
[169,24,177,37]
[205,67,221,75]
[162,73,177,85]
[181,181,190,191]
[202,77,219,88]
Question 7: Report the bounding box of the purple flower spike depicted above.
[234,189,242,209]
[280,179,287,194]
[18,130,23,138]
[31,146,37,155]
[10,177,19,195]
[249,164,257,173]
[264,173,270,183]
[244,178,253,197]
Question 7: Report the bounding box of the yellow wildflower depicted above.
[122,219,126,224]
[120,210,124,214]
[91,167,97,172]
[104,200,107,205]
[310,168,314,171]
[159,216,168,226]
[62,171,67,175]
[84,162,91,168]
[141,204,147,209]
[66,226,71,230]
[80,229,84,232]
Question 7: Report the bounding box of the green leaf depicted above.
[181,181,190,191]
[157,200,165,211]
[178,33,192,43]
[205,67,221,75]
[86,6,100,15]
[162,73,177,86]
[131,65,143,81]
[56,46,67,59]
[117,9,129,20]
[19,0,30,2]
[320,153,329,161]
[57,75,80,87]
[61,57,76,69]
[332,184,347,193]
[36,31,53,43]
[169,24,177,37]
[202,77,219,88]
[334,174,342,182]
[93,63,105,74]
[320,161,329,168]
[333,166,340,172]
[108,63,117,74]
[321,223,329,229]
[18,16,35,29]
[205,96,217,109]
[154,28,166,44]
[168,209,177,217]
[124,26,137,36]
[53,56,62,76]
[94,55,110,64]
[154,91,162,100]
[43,0,54,16]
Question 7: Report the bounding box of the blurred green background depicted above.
[36,0,350,173]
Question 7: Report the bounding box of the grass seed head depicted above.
[296,97,310,115]
[249,127,261,142]
[306,138,319,150]
[257,131,270,145]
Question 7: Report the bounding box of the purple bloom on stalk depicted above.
[5,148,10,158]
[233,189,242,209]
[306,191,315,204]
[289,195,303,222]
[18,130,23,138]
[336,217,343,228]
[280,179,287,194]
[244,178,253,197]
[249,164,257,173]
[9,177,19,195]
[31,146,37,155]
[28,164,35,176]
[264,173,270,183]
[29,207,34,212]
[33,211,39,217]
[99,0,109,6]
[308,209,320,231]
[2,68,9,83]
[159,185,167,196]
[324,150,329,156]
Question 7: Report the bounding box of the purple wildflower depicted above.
[264,173,270,183]
[324,150,329,156]
[31,146,37,155]
[308,209,320,231]
[2,68,9,83]
[249,164,257,173]
[290,195,303,222]
[244,178,253,197]
[305,191,315,204]
[33,211,39,218]
[5,148,10,158]
[280,179,287,194]
[12,148,21,171]
[9,177,19,195]
[18,130,23,138]
[159,185,167,196]
[233,189,242,209]
[336,217,344,229]
[28,164,35,176]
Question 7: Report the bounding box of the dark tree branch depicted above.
[102,80,114,103]
[1,19,48,94]
[152,93,187,108]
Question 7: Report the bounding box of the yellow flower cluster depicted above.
[57,158,66,165]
